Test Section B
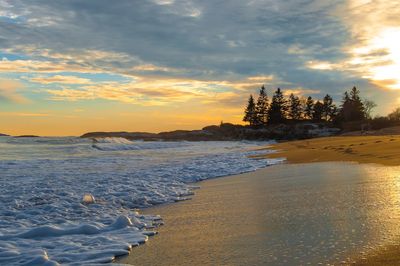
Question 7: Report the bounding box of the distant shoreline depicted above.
[80,122,339,142]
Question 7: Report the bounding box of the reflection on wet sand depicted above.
[119,162,400,265]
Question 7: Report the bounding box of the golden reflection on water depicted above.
[119,163,400,265]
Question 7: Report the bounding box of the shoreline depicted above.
[116,135,400,265]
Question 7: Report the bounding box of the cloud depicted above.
[0,79,28,103]
[0,58,98,74]
[0,1,348,87]
[131,64,175,73]
[283,88,321,97]
[45,75,278,105]
[306,0,400,90]
[0,112,50,117]
[29,75,92,84]
[1,0,398,115]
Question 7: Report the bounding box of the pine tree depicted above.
[255,85,269,126]
[313,101,324,121]
[243,95,257,126]
[340,91,350,121]
[305,96,314,120]
[322,94,336,121]
[339,87,365,122]
[268,88,287,124]
[288,93,302,120]
[349,86,365,120]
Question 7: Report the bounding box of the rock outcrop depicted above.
[81,122,340,141]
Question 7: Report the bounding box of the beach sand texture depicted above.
[119,162,400,266]
[265,135,400,166]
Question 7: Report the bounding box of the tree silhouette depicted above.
[305,96,314,120]
[243,95,257,126]
[363,99,376,120]
[242,84,376,130]
[339,87,365,122]
[268,88,287,124]
[255,85,269,125]
[288,93,302,120]
[339,91,351,121]
[322,94,336,121]
[388,107,400,121]
[313,101,324,121]
[349,86,365,120]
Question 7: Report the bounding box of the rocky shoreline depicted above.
[81,122,340,141]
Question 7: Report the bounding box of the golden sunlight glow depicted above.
[352,27,400,90]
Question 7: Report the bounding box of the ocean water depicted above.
[0,137,280,265]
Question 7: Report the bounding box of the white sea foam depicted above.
[0,137,281,265]
[92,138,193,151]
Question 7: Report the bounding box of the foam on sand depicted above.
[0,137,282,265]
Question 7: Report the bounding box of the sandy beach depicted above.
[116,136,400,266]
[265,135,400,166]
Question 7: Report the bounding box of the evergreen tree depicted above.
[243,95,257,126]
[349,86,365,120]
[288,93,302,120]
[339,87,365,122]
[305,96,314,120]
[339,91,351,121]
[268,88,287,124]
[255,85,269,125]
[313,101,324,121]
[322,94,336,121]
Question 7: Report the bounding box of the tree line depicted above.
[243,85,373,127]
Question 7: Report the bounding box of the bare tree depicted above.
[363,99,377,119]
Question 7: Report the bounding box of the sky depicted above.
[0,0,400,136]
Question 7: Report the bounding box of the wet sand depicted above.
[118,162,400,266]
[266,136,400,265]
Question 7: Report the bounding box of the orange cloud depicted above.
[29,75,92,84]
[0,79,29,103]
[45,75,278,105]
[0,112,50,117]
[0,58,98,73]
[283,88,321,96]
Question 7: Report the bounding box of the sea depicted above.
[0,136,280,265]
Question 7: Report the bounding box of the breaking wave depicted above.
[0,137,282,265]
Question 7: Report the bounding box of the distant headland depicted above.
[81,86,400,141]
[81,122,339,141]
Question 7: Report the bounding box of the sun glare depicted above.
[354,27,400,90]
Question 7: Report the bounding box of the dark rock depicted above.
[80,122,340,141]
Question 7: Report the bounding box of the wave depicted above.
[91,137,191,151]
[0,140,282,265]
[4,137,90,145]
[0,215,161,265]
[92,137,134,144]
